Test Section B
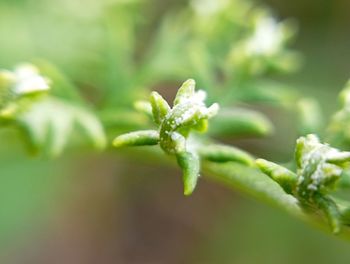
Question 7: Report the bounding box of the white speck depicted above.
[13,64,50,95]
[246,17,284,56]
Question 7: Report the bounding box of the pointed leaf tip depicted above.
[176,151,200,196]
[150,91,170,124]
[174,79,196,105]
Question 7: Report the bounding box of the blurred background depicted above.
[0,0,350,263]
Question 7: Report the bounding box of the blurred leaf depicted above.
[209,107,273,137]
[140,13,190,84]
[17,97,106,157]
[199,144,254,165]
[103,1,140,106]
[238,80,299,107]
[327,80,350,148]
[35,60,85,103]
[297,98,323,136]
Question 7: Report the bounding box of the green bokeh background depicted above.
[0,0,350,263]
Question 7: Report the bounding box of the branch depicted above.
[203,161,350,240]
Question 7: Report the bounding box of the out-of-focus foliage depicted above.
[1,0,350,262]
[0,64,50,118]
[0,0,305,154]
[328,80,350,148]
[0,63,106,157]
[0,0,302,109]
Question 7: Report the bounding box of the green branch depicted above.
[203,161,350,240]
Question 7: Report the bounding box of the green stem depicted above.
[202,161,350,241]
[122,147,350,240]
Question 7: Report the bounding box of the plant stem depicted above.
[203,161,350,241]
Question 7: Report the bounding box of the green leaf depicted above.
[192,119,208,133]
[315,195,341,234]
[17,97,106,157]
[34,60,85,103]
[176,151,200,196]
[159,79,218,154]
[238,80,299,107]
[199,144,254,166]
[209,107,273,137]
[113,130,159,147]
[142,14,189,83]
[297,98,323,135]
[103,1,140,106]
[255,158,297,194]
[134,100,153,117]
[173,79,196,106]
[327,80,350,147]
[150,91,170,125]
[339,79,350,106]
